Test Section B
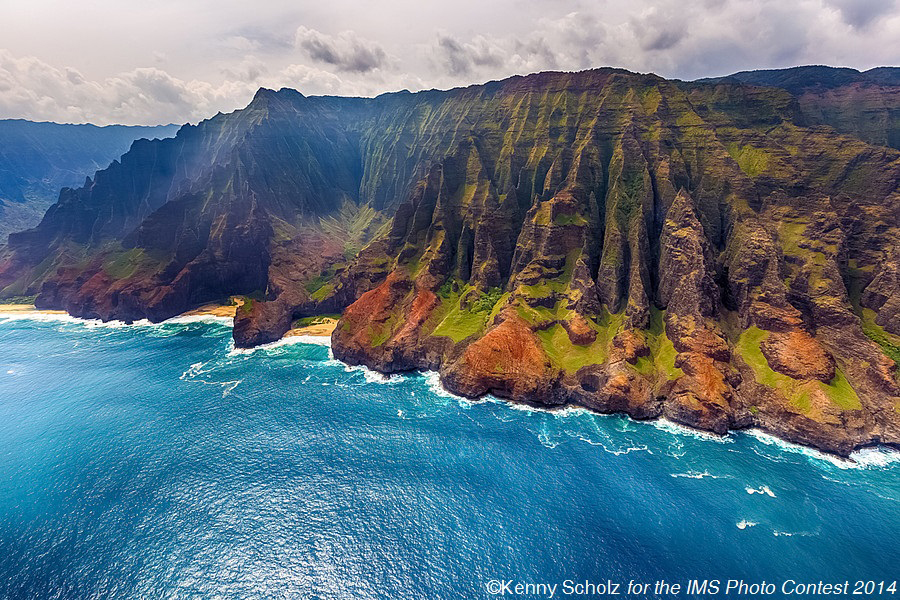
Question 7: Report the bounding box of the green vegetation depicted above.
[825,370,863,410]
[431,284,505,343]
[470,287,504,313]
[860,309,900,368]
[238,297,255,315]
[0,295,37,305]
[736,326,780,387]
[432,308,485,342]
[553,213,588,226]
[644,307,684,380]
[726,143,771,177]
[537,324,609,372]
[310,283,335,302]
[292,314,340,328]
[534,309,625,374]
[305,263,345,299]
[437,279,455,299]
[102,248,151,279]
[318,200,384,252]
[652,330,684,380]
[736,326,861,413]
[370,326,391,347]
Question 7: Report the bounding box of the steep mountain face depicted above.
[1,68,898,455]
[328,72,900,456]
[698,66,900,149]
[0,119,178,243]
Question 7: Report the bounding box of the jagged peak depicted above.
[246,87,306,114]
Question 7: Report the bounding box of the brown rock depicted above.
[760,329,836,382]
[442,311,556,403]
[561,313,597,345]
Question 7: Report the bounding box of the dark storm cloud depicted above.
[827,0,897,28]
[295,27,387,73]
[435,35,505,76]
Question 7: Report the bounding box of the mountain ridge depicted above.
[1,66,898,456]
[695,65,900,149]
[0,119,179,243]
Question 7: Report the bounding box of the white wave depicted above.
[341,363,406,384]
[180,362,204,380]
[736,520,757,530]
[604,444,649,456]
[650,418,732,443]
[162,314,233,327]
[670,471,722,480]
[746,486,777,498]
[743,429,899,470]
[773,530,815,537]
[85,318,153,328]
[361,368,404,384]
[848,446,900,468]
[537,432,559,449]
[0,310,232,330]
[0,311,114,326]
[228,335,327,355]
[286,334,331,346]
[422,371,464,398]
[221,380,241,397]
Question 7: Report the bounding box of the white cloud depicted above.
[0,0,898,124]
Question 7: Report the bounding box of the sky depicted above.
[1,0,898,125]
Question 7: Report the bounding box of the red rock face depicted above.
[761,330,836,382]
[442,311,555,403]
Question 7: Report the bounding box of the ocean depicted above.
[0,314,897,598]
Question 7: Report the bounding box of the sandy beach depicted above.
[179,303,238,318]
[182,299,337,337]
[284,317,338,338]
[0,302,337,338]
[0,304,67,315]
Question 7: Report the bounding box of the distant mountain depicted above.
[698,65,900,92]
[0,119,179,242]
[1,68,899,456]
[697,66,900,149]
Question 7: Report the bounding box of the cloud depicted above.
[220,56,269,83]
[434,34,506,76]
[630,7,686,51]
[0,50,351,125]
[295,26,387,73]
[0,50,250,124]
[826,0,897,28]
[1,0,899,124]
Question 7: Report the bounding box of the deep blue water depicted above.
[0,314,897,599]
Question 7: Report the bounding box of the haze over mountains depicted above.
[0,120,179,242]
[1,65,898,456]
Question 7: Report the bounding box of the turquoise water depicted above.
[0,315,898,598]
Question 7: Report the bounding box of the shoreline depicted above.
[0,304,67,315]
[3,303,898,465]
[0,303,338,339]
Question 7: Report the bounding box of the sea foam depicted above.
[745,429,900,470]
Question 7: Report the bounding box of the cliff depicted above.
[1,68,898,456]
[0,119,178,243]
